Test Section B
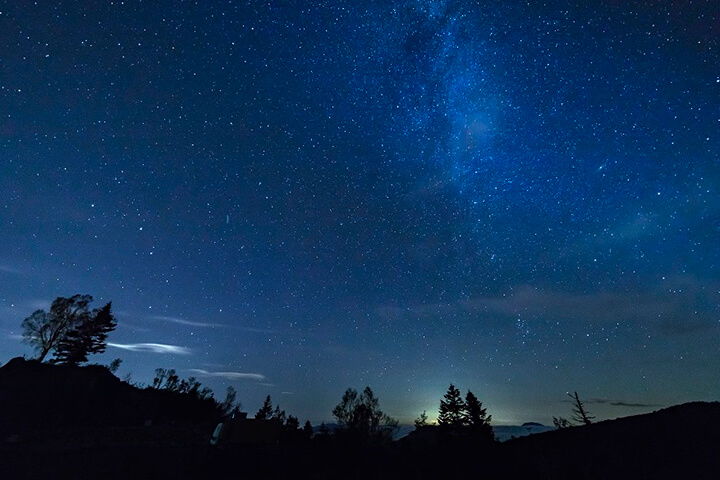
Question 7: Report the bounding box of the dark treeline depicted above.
[4,295,720,479]
[0,355,502,479]
[2,349,720,479]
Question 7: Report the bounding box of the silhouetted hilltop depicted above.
[0,357,220,438]
[521,421,544,427]
[493,422,555,441]
[502,401,720,479]
[1,358,719,480]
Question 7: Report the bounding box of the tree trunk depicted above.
[37,345,51,362]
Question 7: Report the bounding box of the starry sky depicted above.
[0,0,718,425]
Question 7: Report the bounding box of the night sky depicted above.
[1,1,718,425]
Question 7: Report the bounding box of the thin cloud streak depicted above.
[107,342,192,355]
[377,278,720,331]
[151,315,225,328]
[149,315,274,333]
[188,368,265,381]
[561,397,662,408]
[589,398,662,408]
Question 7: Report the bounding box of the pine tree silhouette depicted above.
[464,390,494,441]
[256,395,274,420]
[438,384,465,427]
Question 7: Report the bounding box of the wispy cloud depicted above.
[589,398,662,408]
[0,265,21,275]
[151,315,225,328]
[609,401,661,408]
[107,342,192,355]
[148,315,274,333]
[563,397,661,408]
[377,278,720,333]
[188,368,265,381]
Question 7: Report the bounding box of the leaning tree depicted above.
[53,301,117,365]
[21,294,117,364]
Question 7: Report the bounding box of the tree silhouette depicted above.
[273,404,287,423]
[438,384,465,427]
[21,295,93,362]
[152,368,180,391]
[414,410,428,429]
[150,368,212,400]
[256,395,274,420]
[464,390,494,441]
[553,416,572,428]
[569,391,595,426]
[332,386,398,441]
[107,358,122,374]
[53,302,117,365]
[285,415,300,430]
[303,420,313,439]
[220,386,238,416]
[179,377,213,400]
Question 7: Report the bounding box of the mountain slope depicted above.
[501,401,720,479]
[0,357,220,437]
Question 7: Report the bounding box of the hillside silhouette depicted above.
[1,358,719,479]
[0,357,220,435]
[501,400,720,479]
[0,357,221,479]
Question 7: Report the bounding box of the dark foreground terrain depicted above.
[1,358,719,479]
